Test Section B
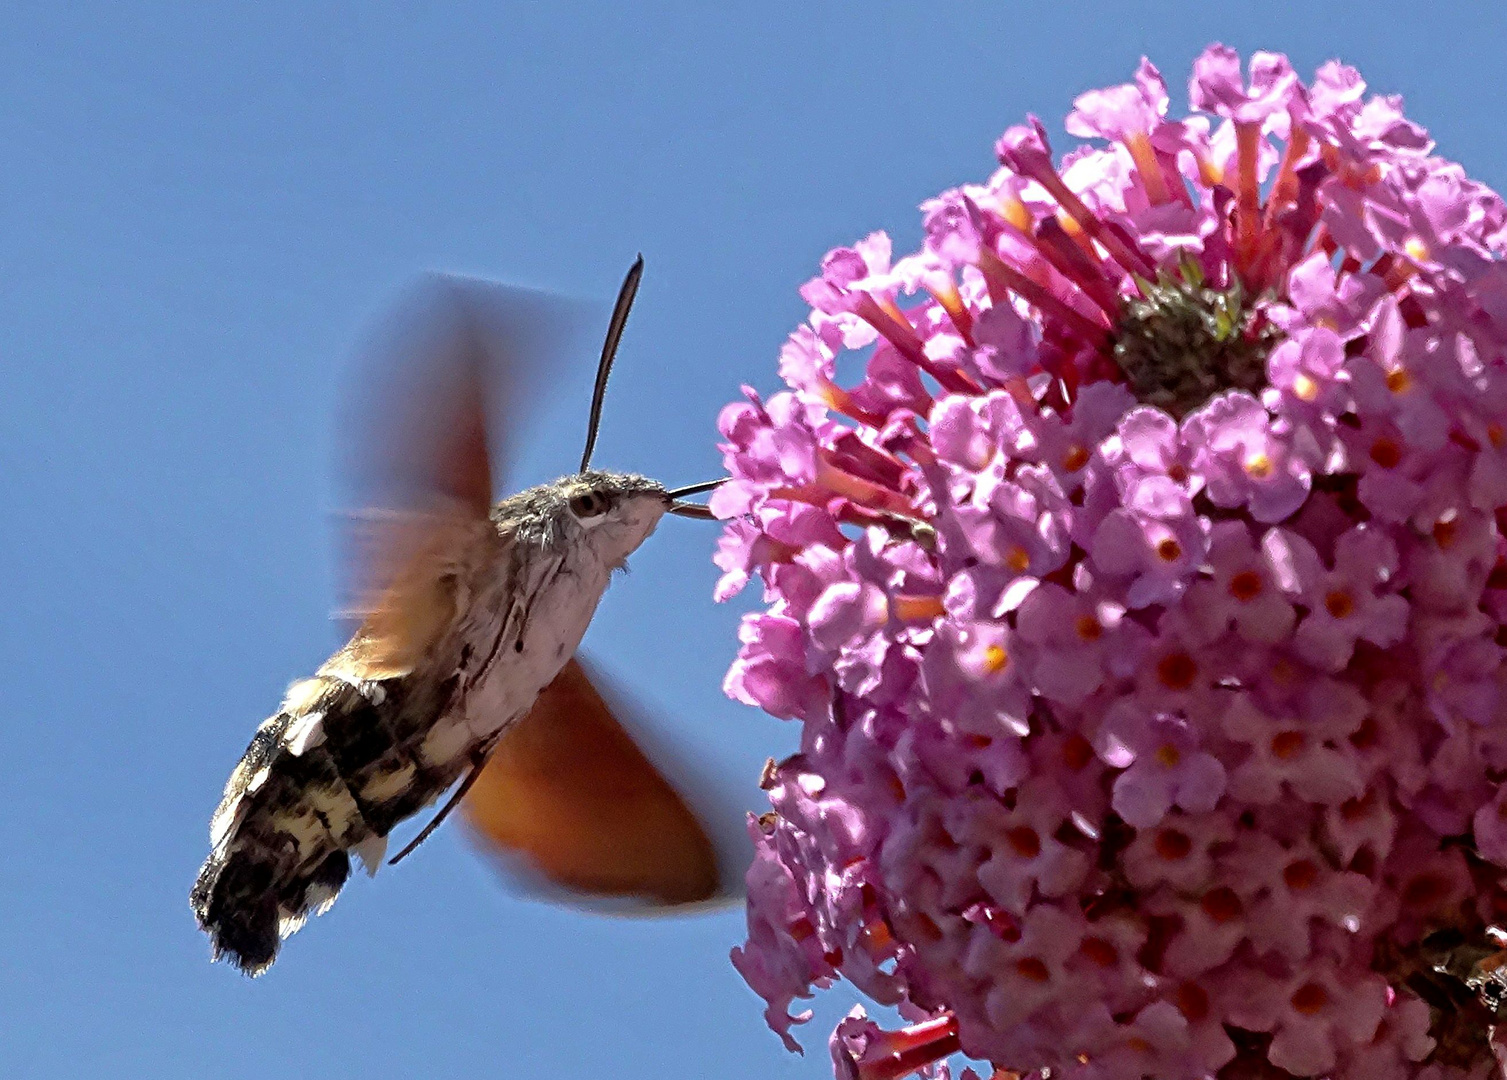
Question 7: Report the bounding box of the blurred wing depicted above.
[461,657,746,909]
[334,275,582,639]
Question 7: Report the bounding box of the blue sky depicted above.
[4,3,1507,1077]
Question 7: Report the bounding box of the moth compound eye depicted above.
[569,492,608,518]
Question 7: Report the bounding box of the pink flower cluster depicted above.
[715,46,1507,1080]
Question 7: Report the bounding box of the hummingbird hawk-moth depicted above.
[191,259,733,975]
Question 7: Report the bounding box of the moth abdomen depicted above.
[191,672,469,974]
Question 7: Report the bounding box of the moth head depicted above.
[549,470,670,565]
[483,258,715,562]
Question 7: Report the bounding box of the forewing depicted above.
[334,276,581,664]
[460,657,742,908]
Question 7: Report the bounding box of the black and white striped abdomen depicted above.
[190,523,626,974]
[190,669,471,975]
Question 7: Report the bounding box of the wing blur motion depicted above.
[336,276,581,632]
[461,658,729,908]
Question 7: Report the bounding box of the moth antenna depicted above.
[579,255,644,473]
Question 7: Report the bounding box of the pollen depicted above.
[1385,367,1413,394]
[1005,545,1032,572]
[1292,373,1320,401]
[1244,451,1274,479]
[982,644,1011,674]
[1062,444,1090,472]
[1156,743,1182,767]
[1156,537,1183,562]
[1404,236,1431,262]
[1489,422,1505,449]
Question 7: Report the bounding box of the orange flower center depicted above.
[1291,983,1328,1015]
[1271,730,1306,759]
[1155,829,1193,860]
[1062,733,1094,771]
[1200,887,1243,923]
[1369,437,1403,469]
[1007,826,1041,859]
[1016,957,1050,983]
[1079,937,1118,968]
[1325,590,1356,619]
[1433,514,1459,550]
[1283,859,1319,891]
[1075,614,1104,642]
[1402,873,1449,909]
[1157,652,1198,691]
[1228,570,1264,602]
[1177,982,1210,1022]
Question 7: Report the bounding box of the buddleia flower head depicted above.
[717,45,1507,1080]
